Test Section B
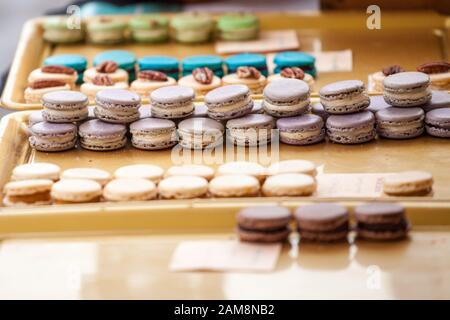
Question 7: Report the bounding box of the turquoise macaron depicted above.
[225,53,268,77]
[44,54,87,84]
[182,55,224,77]
[93,50,137,82]
[138,56,180,80]
[274,51,317,78]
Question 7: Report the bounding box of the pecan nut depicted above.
[30,79,67,89]
[41,65,76,75]
[138,70,168,82]
[92,74,114,86]
[417,61,450,74]
[236,66,261,79]
[382,65,405,76]
[96,61,118,73]
[281,67,305,80]
[192,67,214,85]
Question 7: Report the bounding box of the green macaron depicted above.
[86,17,127,44]
[170,12,214,43]
[129,14,169,43]
[43,17,85,44]
[217,13,259,41]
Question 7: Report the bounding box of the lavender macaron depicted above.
[277,114,325,145]
[421,91,450,112]
[425,108,450,138]
[150,85,195,119]
[226,114,275,146]
[178,117,224,149]
[326,110,376,144]
[319,80,369,114]
[262,78,310,117]
[311,102,329,121]
[367,95,391,113]
[94,89,141,123]
[205,84,253,120]
[376,107,424,139]
[29,121,77,152]
[79,119,127,151]
[130,118,177,150]
[383,72,431,107]
[42,90,89,123]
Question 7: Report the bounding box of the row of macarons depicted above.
[236,203,411,244]
[43,13,260,45]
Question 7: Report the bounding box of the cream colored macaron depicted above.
[51,179,102,203]
[383,171,433,196]
[262,173,316,197]
[12,163,61,181]
[3,179,53,206]
[114,164,164,183]
[267,160,317,177]
[177,74,222,96]
[158,175,208,199]
[216,161,266,182]
[103,178,157,201]
[209,174,260,197]
[61,168,112,186]
[166,164,215,180]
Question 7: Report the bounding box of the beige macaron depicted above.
[12,163,61,181]
[262,173,316,197]
[3,179,53,206]
[383,171,433,196]
[166,164,215,181]
[216,161,266,182]
[177,74,222,96]
[209,174,260,197]
[103,178,157,201]
[267,159,317,177]
[61,168,112,186]
[51,179,102,203]
[114,164,165,183]
[158,175,208,199]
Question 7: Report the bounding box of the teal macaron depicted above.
[225,53,268,77]
[93,50,137,82]
[182,55,224,77]
[138,56,180,80]
[274,51,317,78]
[44,54,87,84]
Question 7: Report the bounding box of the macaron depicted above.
[138,56,179,80]
[86,16,127,44]
[129,14,169,43]
[277,114,325,145]
[216,161,266,182]
[417,61,450,91]
[273,52,317,77]
[12,163,60,181]
[3,179,53,207]
[209,174,260,197]
[355,203,410,241]
[425,108,450,138]
[42,16,85,43]
[61,168,111,186]
[251,101,264,114]
[158,175,208,199]
[192,104,208,117]
[370,65,405,92]
[114,164,164,183]
[166,164,215,181]
[266,159,317,177]
[51,179,102,204]
[319,80,370,114]
[326,111,376,144]
[226,114,275,146]
[263,78,310,117]
[236,206,291,243]
[383,71,431,107]
[150,86,195,119]
[182,55,224,77]
[311,102,329,121]
[422,91,450,112]
[170,12,214,43]
[93,50,137,82]
[178,67,222,96]
[294,203,349,242]
[383,171,433,196]
[80,76,129,101]
[78,119,127,151]
[103,178,157,202]
[24,80,71,104]
[262,173,316,197]
[222,66,267,94]
[376,107,425,139]
[177,117,224,149]
[28,65,78,89]
[95,89,141,123]
[205,85,253,120]
[44,54,87,84]
[367,95,392,113]
[225,53,268,77]
[28,110,44,127]
[267,68,315,91]
[83,60,129,84]
[130,70,176,98]
[42,91,89,123]
[217,13,259,41]
[29,122,77,152]
[130,118,177,150]
[138,105,152,119]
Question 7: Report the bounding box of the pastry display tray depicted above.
[1,11,449,110]
[0,108,449,238]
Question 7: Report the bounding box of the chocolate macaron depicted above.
[95,89,141,123]
[42,90,88,123]
[130,118,177,150]
[79,119,127,151]
[425,108,450,138]
[226,114,275,146]
[205,85,253,120]
[150,85,195,119]
[178,117,224,149]
[383,71,431,107]
[277,114,325,145]
[29,122,77,152]
[376,107,424,139]
[319,80,369,114]
[236,206,292,243]
[355,203,410,241]
[326,111,376,144]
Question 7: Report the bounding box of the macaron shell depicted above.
[216,161,265,181]
[51,179,102,202]
[114,164,164,183]
[294,203,349,232]
[237,226,290,243]
[382,171,433,196]
[262,173,316,197]
[237,206,292,230]
[12,163,61,181]
[267,160,317,176]
[103,178,157,201]
[4,179,53,196]
[208,175,260,197]
[158,175,208,199]
[61,168,112,186]
[166,164,215,180]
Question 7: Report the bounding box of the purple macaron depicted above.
[319,80,370,114]
[263,78,310,117]
[205,85,253,120]
[226,114,275,146]
[425,108,450,138]
[95,89,141,123]
[277,114,325,145]
[383,72,431,107]
[326,110,376,144]
[79,119,127,151]
[130,118,177,150]
[311,102,329,121]
[421,91,450,112]
[367,95,391,113]
[29,121,77,152]
[376,107,424,139]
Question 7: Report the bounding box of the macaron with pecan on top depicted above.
[268,67,315,90]
[417,61,450,91]
[370,64,405,92]
[28,65,78,89]
[178,67,221,96]
[24,79,70,104]
[81,74,128,101]
[83,60,129,84]
[222,66,267,94]
[130,70,176,98]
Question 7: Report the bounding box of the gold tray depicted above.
[1,11,449,110]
